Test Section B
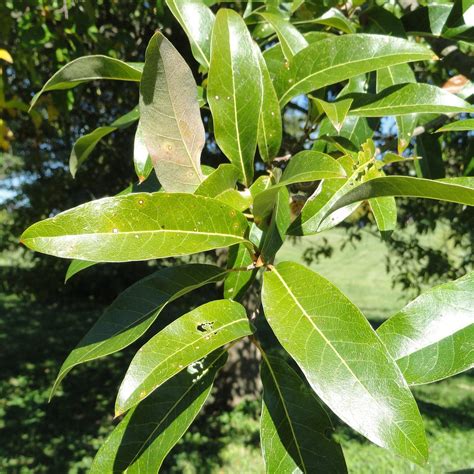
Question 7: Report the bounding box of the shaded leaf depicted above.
[91,349,227,473]
[140,32,205,193]
[165,0,215,68]
[69,107,139,177]
[415,134,445,179]
[116,299,254,414]
[260,352,347,473]
[30,56,143,109]
[224,243,255,300]
[20,193,250,262]
[378,272,474,385]
[64,260,96,283]
[52,264,227,396]
[313,7,356,34]
[262,262,428,465]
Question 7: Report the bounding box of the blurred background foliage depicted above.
[0,0,472,472]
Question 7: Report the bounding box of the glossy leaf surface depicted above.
[255,44,282,163]
[208,9,263,185]
[315,98,353,133]
[350,83,473,116]
[195,164,240,198]
[69,108,139,177]
[436,118,474,132]
[377,64,417,153]
[254,151,346,222]
[259,12,308,59]
[326,177,474,217]
[30,56,142,109]
[52,264,226,396]
[224,244,255,300]
[165,0,215,68]
[275,35,433,105]
[378,272,474,385]
[133,122,153,183]
[140,32,205,192]
[20,193,250,262]
[116,299,253,414]
[262,262,428,464]
[91,349,227,473]
[260,353,347,473]
[64,260,96,282]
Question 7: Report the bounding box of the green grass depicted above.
[1,229,472,473]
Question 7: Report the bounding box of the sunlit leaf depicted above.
[165,0,215,68]
[20,193,250,262]
[208,9,263,185]
[275,35,434,106]
[378,272,474,385]
[262,262,428,464]
[139,32,205,192]
[69,107,139,177]
[116,299,254,414]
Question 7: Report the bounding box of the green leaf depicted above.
[325,177,474,218]
[258,12,308,60]
[262,262,428,464]
[442,0,474,40]
[116,299,254,414]
[215,188,252,211]
[436,118,474,132]
[165,0,215,69]
[315,98,353,133]
[313,7,356,34]
[224,243,255,300]
[133,122,153,184]
[69,107,139,178]
[402,4,452,37]
[377,64,417,153]
[208,9,263,185]
[52,264,226,397]
[91,349,227,473]
[255,44,282,163]
[275,34,434,106]
[415,134,445,180]
[254,151,346,222]
[349,83,474,117]
[260,353,347,473]
[288,155,368,236]
[377,272,474,385]
[64,260,96,282]
[259,186,291,264]
[20,193,250,262]
[30,56,143,109]
[140,32,205,193]
[195,164,240,198]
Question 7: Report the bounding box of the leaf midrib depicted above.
[279,51,429,105]
[121,317,249,411]
[262,353,307,473]
[271,267,425,460]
